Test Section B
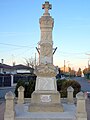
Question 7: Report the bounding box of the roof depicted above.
[12,64,34,70]
[0,63,12,69]
[0,63,34,70]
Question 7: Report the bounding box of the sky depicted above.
[0,0,90,71]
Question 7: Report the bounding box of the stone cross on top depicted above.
[42,1,52,14]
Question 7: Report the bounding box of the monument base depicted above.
[15,103,76,120]
[28,90,64,112]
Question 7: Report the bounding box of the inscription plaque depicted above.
[40,95,51,102]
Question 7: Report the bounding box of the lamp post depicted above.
[85,53,90,68]
[64,60,65,73]
[63,60,70,77]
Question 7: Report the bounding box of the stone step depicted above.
[15,104,76,120]
[15,112,76,120]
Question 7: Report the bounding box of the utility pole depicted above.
[88,60,90,68]
[64,60,65,73]
[85,53,90,68]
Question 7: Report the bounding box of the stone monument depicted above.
[4,2,87,120]
[28,1,63,112]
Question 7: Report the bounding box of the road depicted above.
[72,77,90,92]
[0,87,15,98]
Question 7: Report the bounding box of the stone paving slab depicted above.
[15,104,76,120]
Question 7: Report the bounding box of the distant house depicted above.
[0,63,12,74]
[0,63,34,74]
[0,63,35,87]
[12,64,34,74]
[12,64,35,85]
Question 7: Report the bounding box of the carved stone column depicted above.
[17,86,25,104]
[4,91,15,120]
[76,92,87,120]
[39,1,54,65]
[67,86,74,104]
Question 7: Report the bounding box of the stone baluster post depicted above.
[17,86,25,104]
[67,86,74,104]
[4,91,15,120]
[76,92,87,120]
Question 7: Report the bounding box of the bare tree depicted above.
[24,57,34,68]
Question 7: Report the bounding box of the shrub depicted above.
[15,79,25,97]
[14,79,36,98]
[25,79,36,98]
[57,79,66,91]
[60,80,81,97]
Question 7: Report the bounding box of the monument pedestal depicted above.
[29,61,64,112]
[28,90,64,112]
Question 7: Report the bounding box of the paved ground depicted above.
[0,98,90,120]
[0,86,15,120]
[86,98,90,120]
[0,102,5,120]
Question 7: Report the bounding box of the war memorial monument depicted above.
[4,1,87,120]
[28,1,63,112]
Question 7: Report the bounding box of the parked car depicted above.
[60,76,66,80]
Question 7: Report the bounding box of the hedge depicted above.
[15,79,81,98]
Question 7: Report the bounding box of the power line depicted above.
[85,53,90,56]
[0,42,88,55]
[0,42,36,48]
[59,51,85,55]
